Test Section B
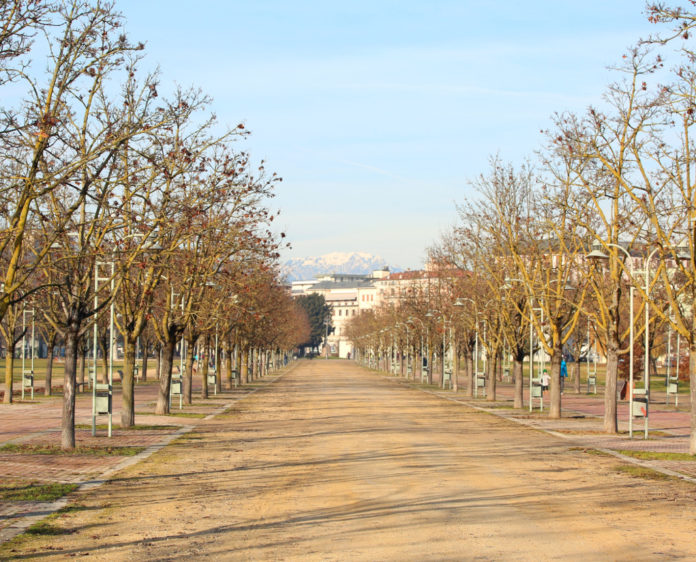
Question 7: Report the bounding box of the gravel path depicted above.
[3,360,696,560]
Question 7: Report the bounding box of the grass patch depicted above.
[0,444,145,456]
[476,403,517,410]
[136,410,207,418]
[0,481,78,502]
[25,521,68,536]
[162,412,207,418]
[615,464,677,481]
[75,423,177,431]
[569,447,613,457]
[617,450,696,461]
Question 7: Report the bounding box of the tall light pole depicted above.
[587,243,641,437]
[641,247,661,438]
[21,305,35,400]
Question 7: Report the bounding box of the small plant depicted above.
[1,481,78,502]
[615,464,676,481]
[0,444,145,456]
[25,521,67,536]
[617,450,696,462]
[570,447,612,457]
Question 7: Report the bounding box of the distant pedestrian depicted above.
[541,370,550,395]
[561,359,568,393]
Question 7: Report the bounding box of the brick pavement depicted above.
[0,369,280,544]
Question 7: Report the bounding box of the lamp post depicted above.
[587,243,643,437]
[21,305,35,400]
[91,261,115,437]
[640,247,661,438]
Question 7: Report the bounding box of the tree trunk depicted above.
[549,342,563,419]
[689,341,696,454]
[201,336,209,399]
[465,351,473,397]
[241,346,249,384]
[513,357,523,409]
[604,345,619,433]
[216,343,223,393]
[61,326,79,449]
[155,335,177,415]
[45,332,56,397]
[427,347,433,385]
[155,343,161,379]
[77,348,85,392]
[100,340,108,384]
[141,341,148,382]
[224,341,233,389]
[121,337,137,428]
[453,347,459,393]
[572,361,581,394]
[4,346,14,403]
[486,351,497,402]
[183,335,196,405]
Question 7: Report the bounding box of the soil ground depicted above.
[2,359,696,560]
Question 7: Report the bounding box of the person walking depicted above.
[560,358,568,394]
[541,370,550,397]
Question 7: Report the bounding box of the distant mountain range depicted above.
[282,252,397,282]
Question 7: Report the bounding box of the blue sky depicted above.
[117,1,664,269]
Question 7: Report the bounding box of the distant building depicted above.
[291,267,442,358]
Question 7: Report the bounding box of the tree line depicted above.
[347,2,696,454]
[0,0,310,449]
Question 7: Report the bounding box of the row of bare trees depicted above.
[0,1,310,449]
[349,2,696,454]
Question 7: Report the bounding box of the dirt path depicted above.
[3,360,696,560]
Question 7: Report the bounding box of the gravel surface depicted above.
[2,360,696,560]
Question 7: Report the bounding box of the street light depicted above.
[92,261,115,437]
[21,305,35,400]
[587,242,644,438]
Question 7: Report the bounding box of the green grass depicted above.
[614,464,678,481]
[25,521,68,536]
[0,443,145,456]
[0,481,78,502]
[168,412,207,418]
[75,423,177,431]
[616,450,696,461]
[570,446,613,457]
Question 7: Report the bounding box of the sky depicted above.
[115,1,668,270]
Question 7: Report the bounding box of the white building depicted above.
[292,267,438,358]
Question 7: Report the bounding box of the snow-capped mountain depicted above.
[282,252,396,282]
